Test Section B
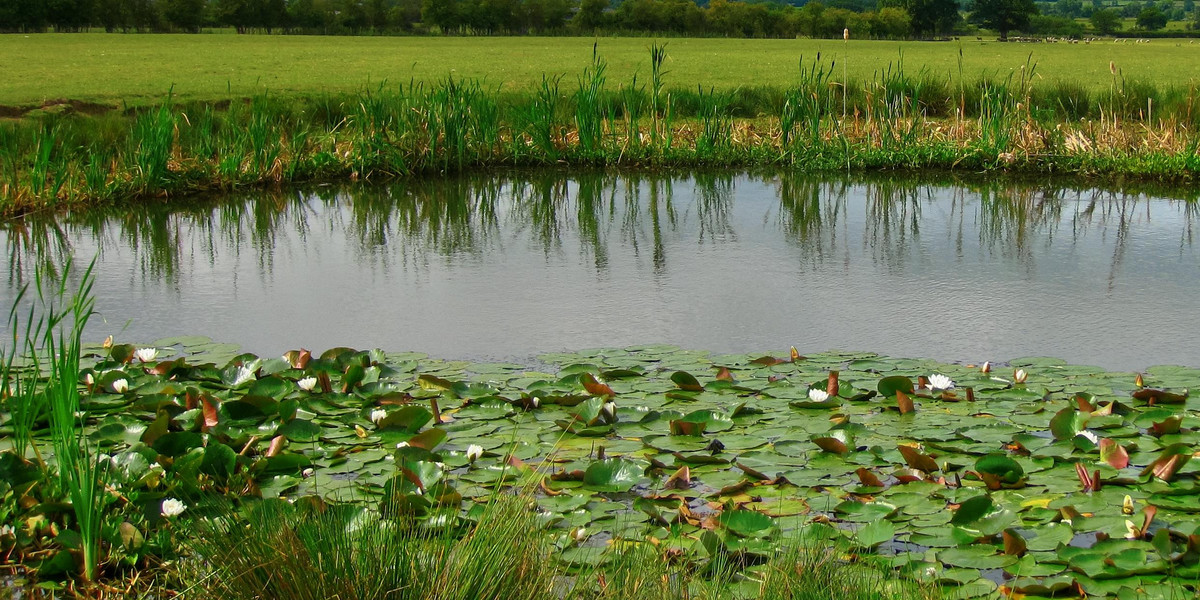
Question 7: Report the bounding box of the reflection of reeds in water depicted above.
[4,173,1198,295]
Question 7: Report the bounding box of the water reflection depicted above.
[3,172,1198,371]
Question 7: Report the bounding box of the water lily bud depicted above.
[302,468,315,478]
[466,444,484,462]
[1135,373,1144,388]
[297,376,317,392]
[134,347,159,363]
[1014,369,1028,384]
[370,409,388,424]
[532,397,540,408]
[103,335,113,349]
[1124,520,1139,539]
[980,361,991,374]
[571,527,587,543]
[928,374,955,391]
[1123,495,1134,515]
[602,401,617,420]
[112,379,129,394]
[161,498,187,518]
[84,372,94,386]
[807,388,830,403]
[0,524,13,538]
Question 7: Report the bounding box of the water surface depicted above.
[5,171,1198,371]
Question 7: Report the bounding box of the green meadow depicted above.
[3,33,1200,107]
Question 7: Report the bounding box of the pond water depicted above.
[4,171,1199,372]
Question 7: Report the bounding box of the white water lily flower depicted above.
[807,389,830,403]
[980,361,991,374]
[928,374,955,391]
[302,468,315,478]
[0,524,14,537]
[396,442,409,449]
[531,397,541,408]
[466,444,484,462]
[602,402,617,418]
[296,376,317,392]
[571,527,587,543]
[232,366,256,387]
[134,347,159,363]
[112,379,129,393]
[370,409,388,424]
[1078,430,1100,445]
[161,498,187,518]
[1014,369,1028,384]
[83,372,94,386]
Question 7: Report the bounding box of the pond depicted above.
[4,171,1199,371]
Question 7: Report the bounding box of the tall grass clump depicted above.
[129,100,176,190]
[782,55,836,146]
[649,42,672,148]
[1,283,43,463]
[4,259,108,581]
[575,43,609,157]
[185,493,559,600]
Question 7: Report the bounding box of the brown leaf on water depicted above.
[896,390,914,415]
[581,373,615,397]
[827,371,840,398]
[1074,394,1096,412]
[1142,505,1157,535]
[751,356,786,366]
[201,396,219,430]
[737,462,770,481]
[898,445,939,473]
[1099,438,1129,469]
[855,468,884,488]
[1002,529,1027,556]
[715,367,734,382]
[665,466,691,489]
[266,435,285,458]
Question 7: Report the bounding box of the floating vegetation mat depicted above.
[7,337,1200,598]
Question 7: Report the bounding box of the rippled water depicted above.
[4,171,1199,371]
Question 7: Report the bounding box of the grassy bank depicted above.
[3,34,1200,107]
[4,44,1200,216]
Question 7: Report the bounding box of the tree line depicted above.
[5,0,1119,41]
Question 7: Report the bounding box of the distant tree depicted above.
[1089,6,1121,31]
[164,0,207,31]
[880,0,960,37]
[1054,0,1081,16]
[1187,0,1196,11]
[571,0,606,31]
[971,0,1038,39]
[423,0,462,31]
[1120,1,1140,17]
[873,5,912,37]
[1135,4,1167,28]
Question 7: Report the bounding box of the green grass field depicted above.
[3,33,1200,106]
